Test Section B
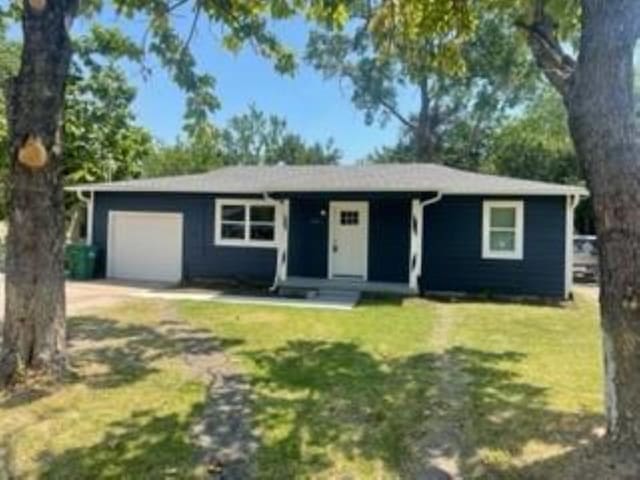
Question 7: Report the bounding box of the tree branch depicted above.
[516,1,576,97]
[180,1,202,57]
[378,98,417,130]
[167,0,190,13]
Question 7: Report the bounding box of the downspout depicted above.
[420,191,443,209]
[410,192,443,292]
[76,190,94,246]
[263,192,288,292]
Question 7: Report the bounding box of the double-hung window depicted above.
[215,199,277,247]
[482,200,524,260]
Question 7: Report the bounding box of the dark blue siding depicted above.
[287,198,329,278]
[94,191,567,295]
[92,192,276,282]
[421,195,566,297]
[368,199,410,283]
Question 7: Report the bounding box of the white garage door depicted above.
[107,211,183,282]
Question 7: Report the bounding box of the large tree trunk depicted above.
[566,1,640,451]
[0,0,73,386]
[523,0,640,455]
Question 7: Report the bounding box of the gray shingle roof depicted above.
[67,164,587,196]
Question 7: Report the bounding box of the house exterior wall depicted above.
[368,198,410,282]
[286,195,411,283]
[287,198,329,278]
[421,195,567,297]
[92,192,276,282]
[92,191,567,296]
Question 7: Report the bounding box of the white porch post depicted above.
[76,190,94,245]
[276,199,290,283]
[86,190,94,246]
[409,198,423,292]
[564,194,578,299]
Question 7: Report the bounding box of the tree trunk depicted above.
[523,0,640,455]
[0,0,73,386]
[414,77,437,162]
[565,1,640,451]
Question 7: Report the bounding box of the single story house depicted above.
[69,164,587,299]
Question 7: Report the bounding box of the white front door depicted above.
[329,201,369,279]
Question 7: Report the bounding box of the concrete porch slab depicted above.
[130,290,358,310]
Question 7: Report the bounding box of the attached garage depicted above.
[107,211,183,282]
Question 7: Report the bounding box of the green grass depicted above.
[0,302,207,479]
[182,293,603,478]
[0,292,603,479]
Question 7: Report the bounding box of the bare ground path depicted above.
[155,305,259,479]
[405,303,469,480]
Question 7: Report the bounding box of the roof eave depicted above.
[65,186,588,196]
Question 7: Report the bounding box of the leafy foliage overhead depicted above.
[0,24,19,164]
[77,0,351,136]
[0,26,153,215]
[485,88,579,184]
[306,0,541,163]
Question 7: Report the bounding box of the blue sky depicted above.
[90,11,416,164]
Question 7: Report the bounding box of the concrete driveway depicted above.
[0,274,172,318]
[0,274,357,319]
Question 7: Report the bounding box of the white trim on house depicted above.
[87,190,94,245]
[277,199,290,283]
[214,198,278,248]
[408,193,443,292]
[328,201,369,281]
[76,190,94,245]
[408,199,422,291]
[564,194,580,299]
[482,200,524,260]
[107,210,184,282]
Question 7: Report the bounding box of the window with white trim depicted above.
[215,199,277,247]
[482,200,524,260]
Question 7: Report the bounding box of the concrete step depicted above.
[277,287,315,299]
[316,289,361,303]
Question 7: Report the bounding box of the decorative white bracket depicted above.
[76,190,94,245]
[409,199,423,292]
[276,199,290,283]
[408,193,442,293]
[564,194,580,300]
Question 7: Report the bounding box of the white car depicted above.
[573,235,598,281]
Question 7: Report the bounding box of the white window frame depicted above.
[214,199,278,248]
[482,200,524,260]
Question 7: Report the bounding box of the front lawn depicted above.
[0,302,208,479]
[0,291,602,479]
[183,292,602,478]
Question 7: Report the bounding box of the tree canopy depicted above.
[306,1,540,163]
[220,104,340,166]
[143,104,340,177]
[485,88,579,185]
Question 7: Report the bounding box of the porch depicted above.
[277,276,416,296]
[274,195,435,295]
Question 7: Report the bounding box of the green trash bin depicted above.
[65,244,98,280]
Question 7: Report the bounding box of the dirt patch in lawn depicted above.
[154,305,259,479]
[403,303,470,479]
